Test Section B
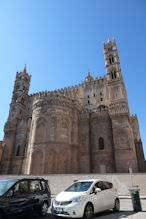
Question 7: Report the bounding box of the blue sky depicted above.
[0,0,146,158]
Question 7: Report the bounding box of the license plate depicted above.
[55,207,63,213]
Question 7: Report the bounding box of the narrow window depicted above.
[88,100,89,104]
[111,71,116,79]
[16,145,20,156]
[21,98,25,104]
[101,98,103,101]
[94,94,95,97]
[99,137,104,150]
[14,97,18,103]
[109,57,112,64]
[109,56,114,64]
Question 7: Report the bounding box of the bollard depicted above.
[129,186,142,212]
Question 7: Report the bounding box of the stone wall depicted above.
[0,174,146,196]
[0,141,3,163]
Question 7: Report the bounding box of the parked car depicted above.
[51,179,120,218]
[0,177,51,218]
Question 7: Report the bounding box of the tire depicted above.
[0,210,5,219]
[114,199,120,212]
[39,202,49,216]
[83,203,94,219]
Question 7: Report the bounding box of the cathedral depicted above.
[0,39,146,174]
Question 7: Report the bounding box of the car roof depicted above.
[75,179,112,183]
[0,177,46,181]
[75,179,100,183]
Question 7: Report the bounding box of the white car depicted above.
[51,179,120,218]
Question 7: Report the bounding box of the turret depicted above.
[8,66,31,120]
[103,39,128,104]
[103,38,121,81]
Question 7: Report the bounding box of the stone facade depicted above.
[0,39,145,174]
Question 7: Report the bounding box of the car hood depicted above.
[55,191,87,202]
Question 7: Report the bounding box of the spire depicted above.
[23,64,26,74]
[107,38,111,43]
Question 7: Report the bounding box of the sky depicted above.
[0,0,146,158]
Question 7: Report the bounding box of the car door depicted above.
[29,180,42,208]
[100,181,115,210]
[103,181,115,209]
[89,182,105,214]
[3,180,30,215]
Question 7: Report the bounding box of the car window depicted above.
[41,180,47,190]
[0,180,17,196]
[14,180,28,194]
[65,181,93,192]
[29,180,42,192]
[96,181,105,191]
[103,181,113,190]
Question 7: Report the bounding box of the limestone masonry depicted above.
[0,39,146,174]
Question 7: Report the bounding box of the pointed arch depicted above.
[35,117,47,143]
[31,149,43,174]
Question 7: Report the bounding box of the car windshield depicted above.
[65,181,93,192]
[0,180,17,196]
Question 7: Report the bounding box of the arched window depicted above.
[99,137,104,150]
[111,71,116,79]
[109,56,114,64]
[23,87,26,92]
[16,145,20,156]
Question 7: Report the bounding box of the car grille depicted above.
[55,200,72,206]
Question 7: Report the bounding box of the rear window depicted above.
[41,180,47,190]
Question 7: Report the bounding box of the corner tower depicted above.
[0,67,31,174]
[9,66,31,120]
[103,39,138,172]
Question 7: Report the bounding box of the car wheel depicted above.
[114,199,120,212]
[83,203,94,219]
[39,202,48,216]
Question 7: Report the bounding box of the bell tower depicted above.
[9,66,31,120]
[103,39,138,172]
[103,39,128,104]
[103,39,121,80]
[0,67,31,174]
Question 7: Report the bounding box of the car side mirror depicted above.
[94,188,101,194]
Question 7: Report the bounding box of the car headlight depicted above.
[72,195,85,202]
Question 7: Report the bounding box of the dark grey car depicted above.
[0,177,51,218]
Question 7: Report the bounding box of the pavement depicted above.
[16,197,146,219]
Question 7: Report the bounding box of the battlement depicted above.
[32,89,82,112]
[29,73,107,101]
